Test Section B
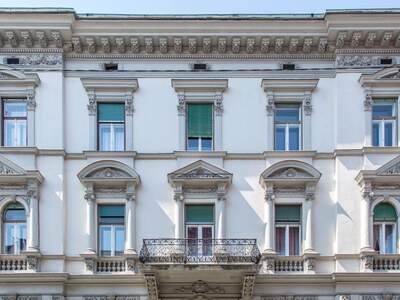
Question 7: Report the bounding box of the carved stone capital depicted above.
[214,94,223,115]
[266,92,275,116]
[303,93,312,115]
[87,90,97,115]
[125,93,134,115]
[26,89,36,111]
[305,183,316,201]
[177,93,186,115]
[364,91,373,111]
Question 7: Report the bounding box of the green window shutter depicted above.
[98,205,125,224]
[275,205,301,223]
[98,103,125,122]
[185,205,214,224]
[187,103,213,138]
[374,203,397,222]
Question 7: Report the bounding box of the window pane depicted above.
[372,122,380,146]
[4,120,27,147]
[275,227,286,256]
[373,224,381,252]
[201,138,212,151]
[4,102,27,117]
[385,224,395,254]
[289,226,300,256]
[187,137,199,151]
[100,226,112,256]
[18,223,26,252]
[384,122,393,146]
[275,126,285,150]
[187,227,199,256]
[275,107,300,122]
[4,223,15,254]
[99,124,111,151]
[373,103,394,118]
[202,227,213,256]
[115,226,125,256]
[288,126,300,150]
[114,124,125,151]
[4,208,26,221]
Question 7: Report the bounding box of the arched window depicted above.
[2,202,26,254]
[373,202,397,254]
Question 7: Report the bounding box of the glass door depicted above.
[186,225,214,257]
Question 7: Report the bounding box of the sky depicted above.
[0,0,399,14]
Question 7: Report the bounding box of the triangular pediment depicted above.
[168,160,232,186]
[0,155,26,176]
[260,160,321,186]
[359,67,400,87]
[78,160,140,184]
[376,155,400,176]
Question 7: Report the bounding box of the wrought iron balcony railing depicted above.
[139,238,261,264]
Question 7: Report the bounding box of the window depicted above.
[274,104,301,151]
[275,205,301,256]
[3,101,27,147]
[187,103,213,151]
[2,202,26,254]
[98,205,125,256]
[98,103,125,151]
[372,100,396,147]
[185,204,214,256]
[373,202,397,254]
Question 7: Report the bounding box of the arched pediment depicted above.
[260,160,321,187]
[168,160,232,188]
[78,160,140,187]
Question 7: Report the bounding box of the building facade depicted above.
[0,7,400,300]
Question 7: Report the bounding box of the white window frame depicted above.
[274,105,302,151]
[3,222,26,255]
[373,221,397,254]
[275,223,301,256]
[372,100,397,147]
[2,99,28,147]
[99,224,125,257]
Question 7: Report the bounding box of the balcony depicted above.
[373,254,400,271]
[139,239,261,265]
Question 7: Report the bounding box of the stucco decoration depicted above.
[144,273,159,300]
[168,160,232,189]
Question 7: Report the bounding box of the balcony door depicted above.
[185,204,214,257]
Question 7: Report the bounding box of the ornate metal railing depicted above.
[139,238,261,264]
[373,254,400,271]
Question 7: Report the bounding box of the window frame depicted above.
[186,103,214,152]
[274,104,302,151]
[96,102,126,152]
[372,99,397,147]
[2,204,27,255]
[98,223,125,257]
[2,99,28,147]
[373,221,397,254]
[275,223,302,256]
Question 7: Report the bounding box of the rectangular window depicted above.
[98,205,125,256]
[275,205,301,256]
[187,103,213,151]
[274,104,301,151]
[372,100,396,147]
[373,223,396,254]
[3,101,27,147]
[185,204,214,257]
[98,103,125,151]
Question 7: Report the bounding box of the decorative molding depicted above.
[241,274,256,299]
[336,55,379,67]
[144,273,159,300]
[175,280,225,295]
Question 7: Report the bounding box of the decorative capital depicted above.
[264,184,275,202]
[214,93,223,115]
[305,183,316,201]
[177,93,186,115]
[303,93,312,115]
[266,92,275,115]
[364,91,373,111]
[84,189,96,202]
[26,89,36,111]
[87,90,97,115]
[125,93,134,115]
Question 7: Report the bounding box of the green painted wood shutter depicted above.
[275,205,301,223]
[374,203,397,222]
[185,204,214,224]
[98,205,125,224]
[187,103,213,138]
[98,103,125,122]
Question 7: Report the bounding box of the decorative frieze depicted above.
[351,32,362,48]
[232,37,241,54]
[159,37,168,54]
[130,38,140,53]
[381,32,393,47]
[145,273,159,300]
[241,274,256,299]
[365,32,377,48]
[336,55,379,67]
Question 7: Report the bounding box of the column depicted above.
[26,89,36,147]
[214,94,223,151]
[84,187,96,254]
[303,196,315,253]
[27,189,39,252]
[87,91,97,151]
[303,93,312,150]
[125,190,136,254]
[364,92,373,147]
[216,195,226,239]
[266,92,274,150]
[263,185,274,253]
[125,93,134,151]
[360,188,373,251]
[177,94,186,150]
[174,185,184,238]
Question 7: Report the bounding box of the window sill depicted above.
[174,150,227,158]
